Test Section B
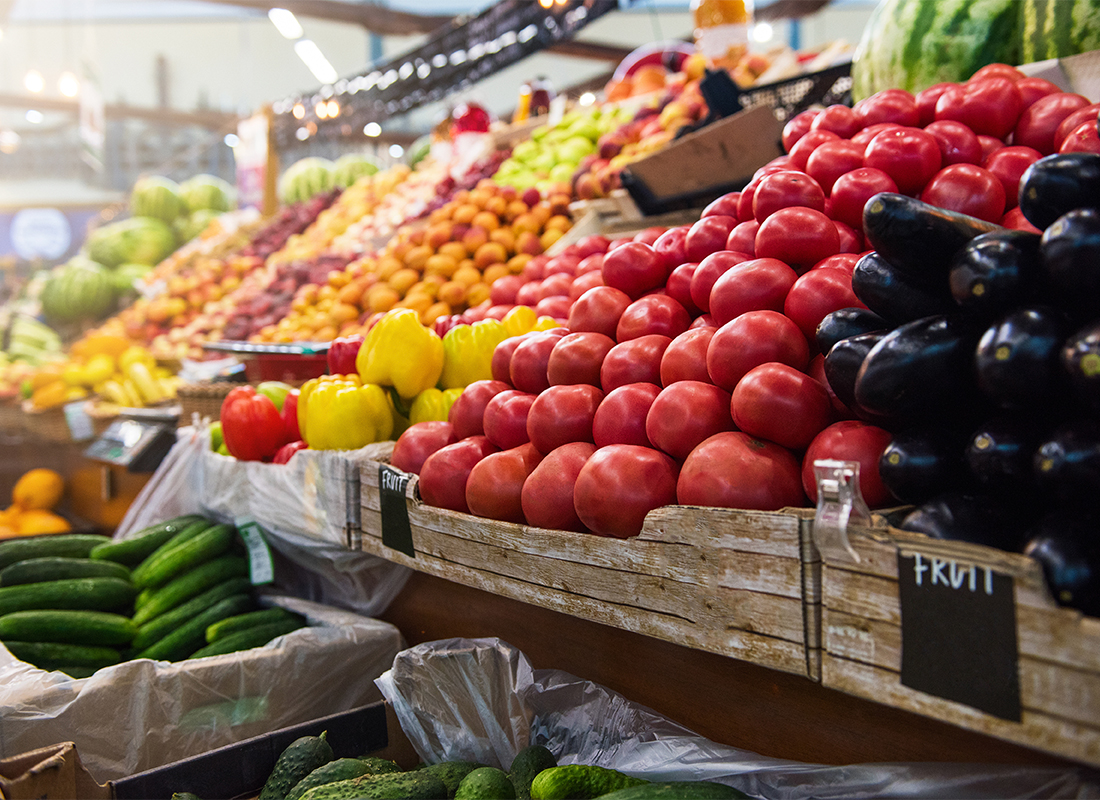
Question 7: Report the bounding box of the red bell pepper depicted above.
[281,389,301,441]
[220,385,288,461]
[327,334,364,376]
[273,439,308,464]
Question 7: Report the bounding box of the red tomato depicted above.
[567,286,632,339]
[1014,76,1063,108]
[851,122,904,152]
[709,257,798,326]
[969,63,1024,83]
[1013,92,1091,154]
[569,270,604,301]
[592,382,661,448]
[652,226,692,270]
[788,129,840,171]
[685,215,740,262]
[810,104,861,139]
[466,443,543,523]
[677,431,806,510]
[854,88,919,128]
[544,254,580,276]
[633,226,667,246]
[574,444,679,538]
[982,145,1042,209]
[521,442,597,532]
[601,334,672,392]
[449,379,512,439]
[701,193,742,220]
[616,294,691,341]
[731,362,832,449]
[755,207,841,271]
[537,273,572,300]
[754,155,793,179]
[782,108,819,152]
[923,119,982,165]
[1000,206,1042,233]
[418,435,499,513]
[915,83,956,126]
[706,310,810,391]
[800,420,894,507]
[515,282,541,307]
[725,220,758,256]
[784,267,866,341]
[510,329,568,394]
[863,127,942,195]
[826,167,899,231]
[482,390,537,450]
[807,352,853,418]
[976,135,1004,163]
[752,171,826,221]
[934,78,1022,138]
[1060,120,1100,154]
[1054,103,1100,150]
[391,421,459,475]
[689,250,750,312]
[660,327,717,386]
[547,331,615,387]
[601,241,667,299]
[523,256,548,282]
[812,253,861,276]
[491,333,532,384]
[665,262,701,316]
[690,313,718,330]
[490,275,524,305]
[833,220,863,254]
[806,140,865,195]
[645,381,734,461]
[920,163,1006,223]
[526,383,604,454]
[736,179,760,221]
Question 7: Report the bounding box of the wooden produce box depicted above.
[819,524,1100,767]
[359,446,821,680]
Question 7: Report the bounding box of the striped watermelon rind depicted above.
[41,260,116,322]
[130,176,183,223]
[1020,0,1100,63]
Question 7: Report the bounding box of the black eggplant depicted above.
[1018,152,1100,231]
[1022,509,1100,616]
[1062,318,1100,411]
[1040,207,1100,318]
[862,192,1002,285]
[815,307,889,355]
[973,305,1069,409]
[965,414,1047,501]
[948,229,1043,317]
[1033,419,1100,504]
[854,314,982,425]
[851,251,958,326]
[900,491,1032,551]
[822,330,890,418]
[879,425,971,505]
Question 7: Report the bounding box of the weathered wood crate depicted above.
[359,446,821,679]
[819,524,1100,766]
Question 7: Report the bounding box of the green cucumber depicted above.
[420,762,486,799]
[598,782,750,800]
[132,523,235,590]
[128,519,214,584]
[286,759,382,800]
[455,767,515,800]
[132,577,254,651]
[260,732,335,800]
[530,766,647,800]
[56,665,98,679]
[3,640,120,669]
[205,607,304,644]
[131,556,249,626]
[0,556,131,587]
[0,534,112,570]
[300,771,448,800]
[89,515,206,566]
[509,746,557,800]
[135,587,154,609]
[0,577,137,616]
[0,609,136,646]
[134,593,255,662]
[188,617,306,659]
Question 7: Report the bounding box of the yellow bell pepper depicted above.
[297,374,361,442]
[30,381,69,410]
[303,380,394,450]
[82,354,116,387]
[439,319,508,390]
[356,309,444,399]
[409,387,464,424]
[118,345,155,374]
[531,315,565,332]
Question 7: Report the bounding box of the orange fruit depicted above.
[12,469,64,511]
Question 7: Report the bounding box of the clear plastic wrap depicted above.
[0,597,404,784]
[376,638,1099,800]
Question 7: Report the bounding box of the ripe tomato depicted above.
[569,270,604,301]
[547,331,615,387]
[784,267,866,342]
[521,442,597,532]
[653,226,692,270]
[1013,92,1091,154]
[701,193,741,220]
[709,257,798,326]
[810,104,861,139]
[752,171,826,221]
[1054,103,1100,150]
[826,167,899,231]
[449,379,512,439]
[853,88,919,128]
[731,362,833,449]
[689,250,750,312]
[1000,206,1042,234]
[482,390,537,449]
[923,119,982,165]
[526,383,603,454]
[665,262,701,316]
[567,285,632,339]
[969,63,1024,83]
[725,220,758,256]
[782,108,819,152]
[646,380,734,460]
[833,220,863,254]
[600,334,671,392]
[574,444,680,538]
[863,127,942,195]
[466,443,543,524]
[535,295,571,322]
[919,163,1006,223]
[1013,76,1063,108]
[601,242,667,298]
[811,253,861,277]
[418,435,498,513]
[915,83,956,126]
[391,421,459,475]
[592,382,661,448]
[736,179,760,221]
[851,122,904,152]
[1060,120,1100,154]
[976,135,1003,163]
[754,207,841,271]
[805,140,865,195]
[934,78,1022,138]
[510,329,568,394]
[491,332,532,384]
[982,145,1042,209]
[616,294,691,341]
[706,310,809,391]
[661,327,717,386]
[800,420,894,507]
[788,129,840,171]
[685,215,739,262]
[677,431,805,510]
[633,226,667,246]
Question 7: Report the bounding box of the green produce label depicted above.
[235,517,275,585]
[898,552,1020,721]
[379,464,415,558]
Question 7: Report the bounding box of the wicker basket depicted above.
[178,382,237,426]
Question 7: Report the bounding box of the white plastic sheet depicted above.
[376,638,1100,800]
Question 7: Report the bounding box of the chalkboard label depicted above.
[379,464,414,558]
[898,552,1021,721]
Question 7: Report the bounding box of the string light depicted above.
[58,72,80,98]
[24,70,44,93]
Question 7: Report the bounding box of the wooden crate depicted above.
[359,448,821,679]
[819,524,1100,766]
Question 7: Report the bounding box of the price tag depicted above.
[379,464,414,558]
[235,517,275,585]
[898,552,1021,721]
[64,400,95,442]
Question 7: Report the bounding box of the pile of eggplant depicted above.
[819,152,1100,617]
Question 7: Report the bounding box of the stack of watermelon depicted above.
[277,157,337,205]
[40,257,118,324]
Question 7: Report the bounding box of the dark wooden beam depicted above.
[0,93,238,130]
[193,0,453,36]
[544,40,636,63]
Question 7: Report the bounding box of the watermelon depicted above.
[851,0,1021,100]
[41,260,116,322]
[131,175,183,222]
[278,157,334,205]
[1019,0,1100,63]
[174,209,220,243]
[332,153,379,188]
[179,174,235,214]
[111,263,153,296]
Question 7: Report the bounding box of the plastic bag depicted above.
[375,638,1099,799]
[0,597,404,783]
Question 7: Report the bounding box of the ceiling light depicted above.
[0,130,19,154]
[26,110,44,123]
[579,92,596,106]
[296,127,310,140]
[539,0,553,7]
[224,133,240,147]
[364,122,381,137]
[752,22,774,43]
[58,72,80,98]
[326,100,340,117]
[268,8,303,40]
[294,39,339,85]
[292,103,305,119]
[389,144,404,158]
[24,70,44,93]
[315,101,329,119]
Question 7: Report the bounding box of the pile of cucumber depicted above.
[0,514,307,677]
